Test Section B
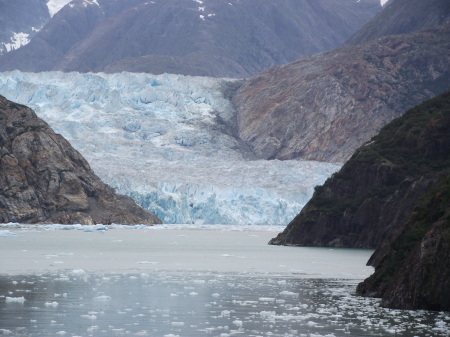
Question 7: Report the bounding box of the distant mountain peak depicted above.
[346,0,450,45]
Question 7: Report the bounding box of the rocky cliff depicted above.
[357,172,450,311]
[0,95,161,225]
[0,0,381,77]
[233,24,450,162]
[269,90,450,310]
[346,0,450,45]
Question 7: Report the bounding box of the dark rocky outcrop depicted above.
[0,0,381,77]
[0,95,161,225]
[233,24,450,162]
[357,172,450,311]
[269,90,450,311]
[346,0,450,45]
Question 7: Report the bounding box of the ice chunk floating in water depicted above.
[0,71,340,225]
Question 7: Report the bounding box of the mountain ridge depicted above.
[0,0,381,77]
[233,24,450,162]
[346,0,450,45]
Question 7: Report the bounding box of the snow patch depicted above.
[83,0,100,8]
[47,0,72,17]
[2,32,30,52]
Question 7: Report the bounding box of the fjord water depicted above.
[1,226,449,337]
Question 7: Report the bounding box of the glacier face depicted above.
[0,71,340,226]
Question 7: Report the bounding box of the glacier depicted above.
[0,70,340,226]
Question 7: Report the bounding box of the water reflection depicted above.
[1,271,448,337]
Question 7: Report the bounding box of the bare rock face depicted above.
[0,95,161,225]
[269,90,450,311]
[233,24,450,162]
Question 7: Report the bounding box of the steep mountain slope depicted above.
[0,0,381,77]
[0,0,146,72]
[0,0,50,55]
[233,24,450,162]
[0,95,160,225]
[269,90,450,310]
[346,0,450,45]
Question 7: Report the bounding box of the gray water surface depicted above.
[1,272,449,337]
[0,226,448,337]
